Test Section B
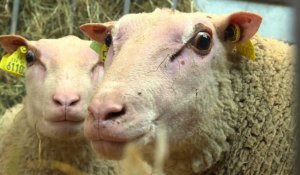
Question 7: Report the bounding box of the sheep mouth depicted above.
[89,133,145,160]
[45,114,85,123]
[45,120,84,132]
[49,120,84,125]
[90,140,127,160]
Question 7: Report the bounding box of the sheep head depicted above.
[0,35,103,140]
[81,9,262,172]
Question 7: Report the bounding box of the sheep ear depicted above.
[215,11,262,43]
[80,22,115,43]
[0,35,28,54]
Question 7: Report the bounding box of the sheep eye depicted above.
[25,50,36,64]
[191,31,212,55]
[105,34,112,47]
[224,24,240,42]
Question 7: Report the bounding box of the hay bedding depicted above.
[0,0,193,115]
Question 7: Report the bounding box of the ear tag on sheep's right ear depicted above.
[90,41,108,63]
[0,46,27,77]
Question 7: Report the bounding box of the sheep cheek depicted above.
[26,64,46,85]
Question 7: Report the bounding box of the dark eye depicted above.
[25,50,36,64]
[224,24,240,42]
[105,33,112,47]
[191,31,212,55]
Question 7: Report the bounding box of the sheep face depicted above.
[81,9,262,161]
[0,35,103,140]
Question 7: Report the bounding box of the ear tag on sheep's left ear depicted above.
[0,46,27,77]
[226,24,256,61]
[236,40,256,61]
[90,41,108,63]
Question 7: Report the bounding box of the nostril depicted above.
[88,98,126,121]
[105,105,126,121]
[69,97,80,106]
[53,99,63,106]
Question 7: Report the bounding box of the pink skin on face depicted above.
[0,35,104,140]
[81,9,262,163]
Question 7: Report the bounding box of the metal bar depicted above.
[69,0,77,34]
[172,0,178,10]
[191,0,194,12]
[295,0,300,173]
[10,0,20,34]
[71,0,77,12]
[123,0,131,15]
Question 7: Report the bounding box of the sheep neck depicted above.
[1,108,113,175]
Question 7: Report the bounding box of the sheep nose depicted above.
[53,92,80,108]
[88,97,126,121]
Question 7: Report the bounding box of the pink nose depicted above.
[53,93,80,108]
[88,97,126,121]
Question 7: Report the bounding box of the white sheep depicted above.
[80,9,295,175]
[0,35,117,175]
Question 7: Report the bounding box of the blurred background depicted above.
[0,0,294,115]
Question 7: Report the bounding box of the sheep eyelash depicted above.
[112,45,116,56]
[169,39,192,62]
[111,33,120,56]
[169,28,203,62]
[170,48,184,62]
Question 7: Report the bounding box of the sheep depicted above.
[80,8,295,175]
[0,35,117,175]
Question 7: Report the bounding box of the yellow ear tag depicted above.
[236,40,255,61]
[0,46,27,77]
[228,24,256,61]
[90,41,108,63]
